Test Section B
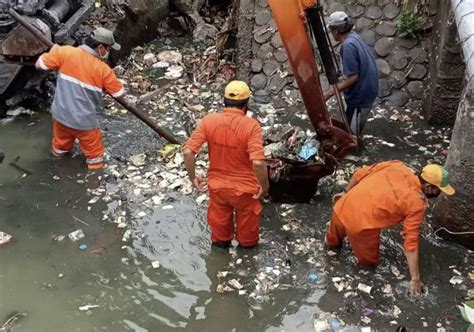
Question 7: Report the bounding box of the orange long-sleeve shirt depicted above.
[186,107,265,194]
[334,160,428,252]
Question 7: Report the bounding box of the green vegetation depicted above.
[396,9,423,39]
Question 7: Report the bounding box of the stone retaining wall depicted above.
[242,0,432,109]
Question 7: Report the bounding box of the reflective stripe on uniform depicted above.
[52,75,102,130]
[59,73,103,93]
[38,55,49,70]
[41,45,124,131]
[111,87,125,98]
[86,156,104,164]
[52,146,69,155]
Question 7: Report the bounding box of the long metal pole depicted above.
[333,85,351,133]
[8,7,181,144]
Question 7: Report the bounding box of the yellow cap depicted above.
[224,80,251,100]
[421,164,455,195]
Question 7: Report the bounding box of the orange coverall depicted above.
[186,108,265,247]
[39,45,124,169]
[326,160,428,265]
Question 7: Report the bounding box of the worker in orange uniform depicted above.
[35,27,125,170]
[184,81,269,248]
[325,160,455,294]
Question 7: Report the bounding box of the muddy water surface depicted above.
[0,107,472,332]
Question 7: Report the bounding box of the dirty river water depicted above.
[0,101,473,332]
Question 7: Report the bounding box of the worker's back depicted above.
[335,160,428,235]
[341,32,379,107]
[187,107,264,194]
[39,45,123,130]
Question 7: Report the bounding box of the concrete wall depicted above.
[432,0,474,249]
[424,0,465,125]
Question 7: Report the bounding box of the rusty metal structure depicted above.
[267,0,357,202]
[0,0,94,115]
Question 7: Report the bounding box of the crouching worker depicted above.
[325,160,455,294]
[184,81,269,248]
[35,27,125,170]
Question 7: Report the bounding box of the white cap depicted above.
[327,11,349,28]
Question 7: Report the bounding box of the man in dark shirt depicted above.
[323,11,379,137]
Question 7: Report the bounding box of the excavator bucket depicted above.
[2,23,50,56]
[266,0,357,202]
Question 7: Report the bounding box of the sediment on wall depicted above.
[432,86,474,250]
[423,0,465,126]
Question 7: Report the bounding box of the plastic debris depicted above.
[78,304,100,311]
[143,53,156,65]
[79,244,88,250]
[383,284,393,294]
[196,194,207,205]
[0,231,12,245]
[363,308,376,316]
[313,313,342,332]
[358,283,372,294]
[391,266,401,277]
[217,271,229,278]
[159,144,181,158]
[153,61,170,68]
[449,276,463,285]
[6,106,34,117]
[68,229,85,242]
[297,140,319,160]
[88,196,100,204]
[360,316,371,324]
[52,234,66,242]
[313,318,330,331]
[393,305,402,318]
[130,153,147,167]
[157,50,183,64]
[122,229,132,242]
[309,273,318,282]
[228,279,243,290]
[165,65,184,80]
[151,260,161,269]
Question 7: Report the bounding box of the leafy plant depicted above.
[396,9,423,39]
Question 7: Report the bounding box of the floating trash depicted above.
[78,304,100,312]
[68,229,85,242]
[357,283,373,294]
[0,231,12,245]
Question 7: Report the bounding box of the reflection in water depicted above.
[0,113,471,331]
